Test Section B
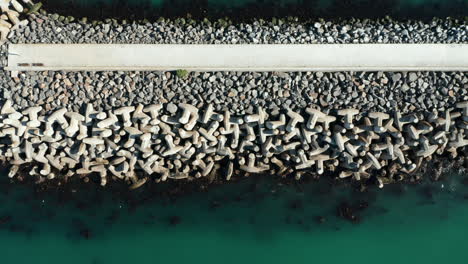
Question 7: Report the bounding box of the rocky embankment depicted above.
[0,70,466,117]
[0,6,466,188]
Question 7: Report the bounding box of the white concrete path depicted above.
[6,44,468,72]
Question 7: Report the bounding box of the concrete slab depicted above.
[6,44,468,72]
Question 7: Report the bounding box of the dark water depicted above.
[1,166,468,264]
[41,0,468,20]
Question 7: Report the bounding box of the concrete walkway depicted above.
[6,44,468,72]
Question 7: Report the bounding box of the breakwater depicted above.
[1,99,467,188]
[0,2,466,190]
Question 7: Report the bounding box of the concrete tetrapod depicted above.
[0,0,32,43]
[0,100,466,189]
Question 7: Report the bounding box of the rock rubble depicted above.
[5,13,467,45]
[1,70,466,117]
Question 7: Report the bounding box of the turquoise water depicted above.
[2,167,468,264]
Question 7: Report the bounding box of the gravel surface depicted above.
[5,13,467,46]
[0,70,466,117]
[0,12,467,117]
